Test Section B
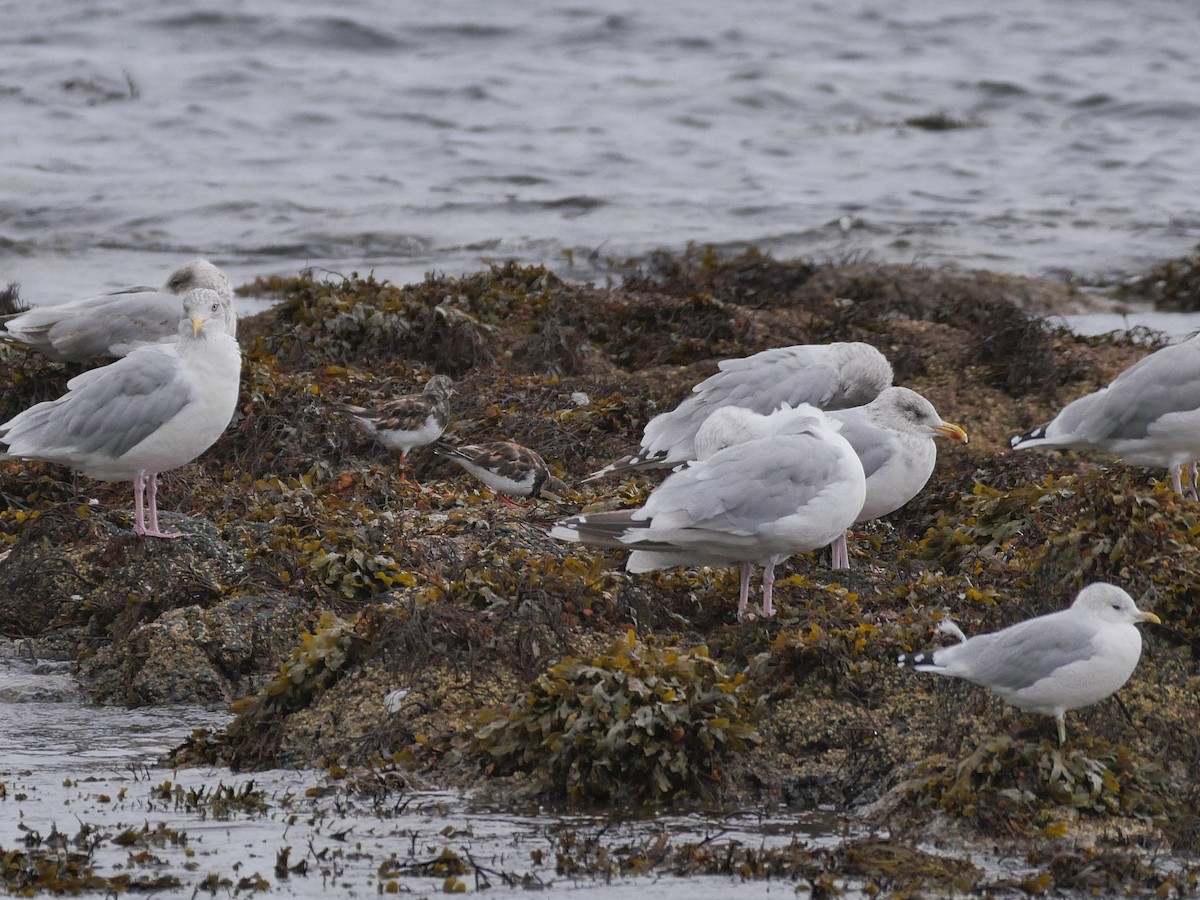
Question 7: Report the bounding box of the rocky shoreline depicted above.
[2,248,1200,894]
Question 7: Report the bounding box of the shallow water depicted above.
[0,656,889,896]
[2,0,1199,302]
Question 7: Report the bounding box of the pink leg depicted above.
[132,473,148,534]
[1170,464,1184,496]
[135,472,182,539]
[830,531,850,570]
[761,563,776,618]
[736,561,752,621]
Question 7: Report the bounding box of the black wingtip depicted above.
[1010,424,1048,449]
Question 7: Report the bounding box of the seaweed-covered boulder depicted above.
[75,591,323,705]
[0,505,246,646]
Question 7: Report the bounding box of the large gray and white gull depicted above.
[585,342,892,480]
[826,387,967,568]
[552,404,867,621]
[898,583,1160,744]
[690,388,967,569]
[1011,335,1200,497]
[0,288,242,539]
[0,259,234,362]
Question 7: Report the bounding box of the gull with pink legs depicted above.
[0,287,241,538]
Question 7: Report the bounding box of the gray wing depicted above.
[640,346,853,462]
[1,288,181,361]
[936,612,1100,693]
[828,409,896,479]
[2,346,195,461]
[638,430,853,548]
[1047,341,1200,444]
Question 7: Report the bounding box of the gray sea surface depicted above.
[1,0,1199,302]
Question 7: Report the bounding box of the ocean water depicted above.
[0,656,895,897]
[1,0,1198,303]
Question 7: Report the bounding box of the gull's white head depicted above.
[869,387,968,443]
[1072,582,1161,626]
[180,288,236,340]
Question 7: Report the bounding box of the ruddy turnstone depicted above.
[332,374,455,464]
[436,440,567,502]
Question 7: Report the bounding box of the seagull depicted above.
[331,375,454,466]
[898,583,1160,744]
[0,288,242,539]
[690,388,967,569]
[584,342,892,480]
[435,440,568,502]
[552,404,867,621]
[826,387,967,568]
[1011,335,1200,497]
[0,259,234,362]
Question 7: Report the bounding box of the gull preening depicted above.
[552,403,867,621]
[898,583,1160,744]
[0,258,234,362]
[1011,335,1200,497]
[585,342,892,480]
[0,288,242,539]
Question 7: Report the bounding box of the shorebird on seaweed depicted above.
[331,374,455,478]
[435,440,567,504]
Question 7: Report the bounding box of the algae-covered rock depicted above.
[0,505,245,644]
[75,591,322,705]
[5,249,1200,891]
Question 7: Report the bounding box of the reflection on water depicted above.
[0,656,870,897]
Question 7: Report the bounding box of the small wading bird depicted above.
[331,375,455,474]
[552,404,867,621]
[585,341,893,480]
[0,288,242,539]
[0,258,234,362]
[898,583,1160,745]
[435,440,568,503]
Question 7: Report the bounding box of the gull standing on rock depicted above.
[0,258,234,362]
[553,404,867,621]
[1011,334,1200,497]
[331,374,455,467]
[898,583,1160,744]
[0,288,242,539]
[584,342,892,480]
[825,387,968,569]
